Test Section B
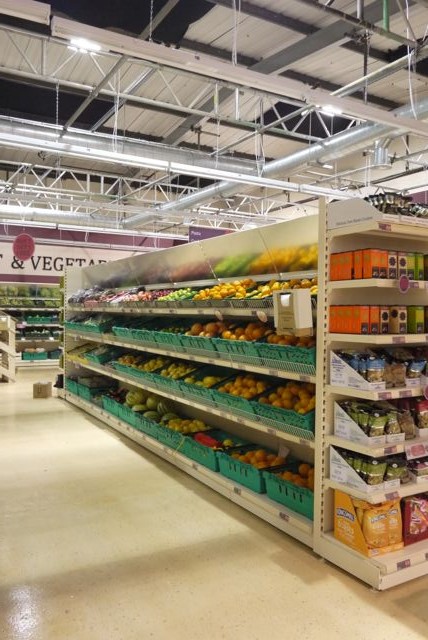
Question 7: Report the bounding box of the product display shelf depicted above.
[328,333,428,345]
[64,220,319,549]
[65,391,313,547]
[68,303,274,319]
[328,279,428,291]
[327,384,424,401]
[318,532,428,590]
[17,358,60,368]
[326,434,428,458]
[66,330,316,383]
[0,313,16,382]
[71,358,315,449]
[313,198,428,590]
[324,478,428,505]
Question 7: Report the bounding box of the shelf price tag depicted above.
[233,486,241,496]
[384,446,397,455]
[256,310,268,323]
[397,559,411,571]
[214,310,224,321]
[385,491,400,501]
[279,512,290,522]
[392,336,406,344]
[378,392,392,400]
[405,442,428,460]
[399,389,413,398]
[266,428,276,435]
[192,463,198,471]
[378,223,392,232]
[398,275,410,294]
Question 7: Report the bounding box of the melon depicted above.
[143,411,161,423]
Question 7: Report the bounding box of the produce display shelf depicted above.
[328,333,428,345]
[2,307,61,311]
[328,279,428,291]
[318,532,428,590]
[147,270,318,290]
[326,384,423,401]
[325,478,428,504]
[67,304,274,319]
[16,359,60,367]
[17,323,62,328]
[73,360,315,448]
[18,338,61,343]
[65,391,313,547]
[327,220,428,240]
[325,435,428,458]
[66,331,316,383]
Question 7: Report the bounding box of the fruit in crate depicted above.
[157,288,198,301]
[279,463,314,491]
[125,389,147,407]
[258,381,316,414]
[136,356,170,372]
[160,362,197,379]
[193,279,256,301]
[230,448,286,470]
[166,417,210,434]
[221,321,272,342]
[183,374,223,388]
[266,333,316,348]
[117,354,144,367]
[217,374,269,400]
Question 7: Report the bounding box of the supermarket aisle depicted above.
[1,371,428,640]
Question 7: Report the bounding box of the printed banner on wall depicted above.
[0,241,136,283]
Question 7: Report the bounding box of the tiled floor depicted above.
[1,369,428,640]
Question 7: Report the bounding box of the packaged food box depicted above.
[389,306,407,334]
[398,252,408,277]
[407,253,416,280]
[387,251,398,279]
[407,306,424,334]
[334,490,403,557]
[402,494,428,545]
[415,253,424,280]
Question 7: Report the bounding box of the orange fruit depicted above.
[298,463,311,478]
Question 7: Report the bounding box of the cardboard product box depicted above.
[338,251,353,280]
[352,305,370,334]
[353,249,363,279]
[389,306,407,334]
[424,255,428,281]
[363,249,381,279]
[406,253,416,280]
[329,253,339,281]
[33,382,52,399]
[398,251,408,277]
[329,306,338,332]
[379,250,388,279]
[407,306,425,334]
[369,306,380,335]
[334,490,404,557]
[380,306,390,334]
[387,250,398,279]
[415,253,424,281]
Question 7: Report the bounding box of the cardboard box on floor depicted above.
[33,382,52,399]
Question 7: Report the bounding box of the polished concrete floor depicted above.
[1,369,428,640]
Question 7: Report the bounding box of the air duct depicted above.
[123,95,428,227]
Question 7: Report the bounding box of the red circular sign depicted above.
[398,274,410,294]
[13,233,35,261]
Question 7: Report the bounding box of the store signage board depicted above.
[188,226,232,242]
[0,241,135,281]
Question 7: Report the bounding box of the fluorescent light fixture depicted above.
[69,38,102,53]
[0,219,57,229]
[320,104,343,116]
[0,0,50,25]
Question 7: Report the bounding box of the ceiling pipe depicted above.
[124,95,428,226]
[0,204,122,227]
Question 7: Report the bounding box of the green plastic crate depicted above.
[26,315,56,324]
[255,342,316,366]
[264,472,314,519]
[22,351,48,360]
[156,425,187,450]
[48,349,61,359]
[85,347,122,365]
[253,401,315,432]
[112,326,134,339]
[211,389,256,415]
[65,378,79,395]
[154,330,184,348]
[102,395,121,417]
[179,334,218,352]
[118,403,138,427]
[217,451,269,493]
[134,415,163,440]
[211,338,259,358]
[181,429,243,471]
[77,384,109,403]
